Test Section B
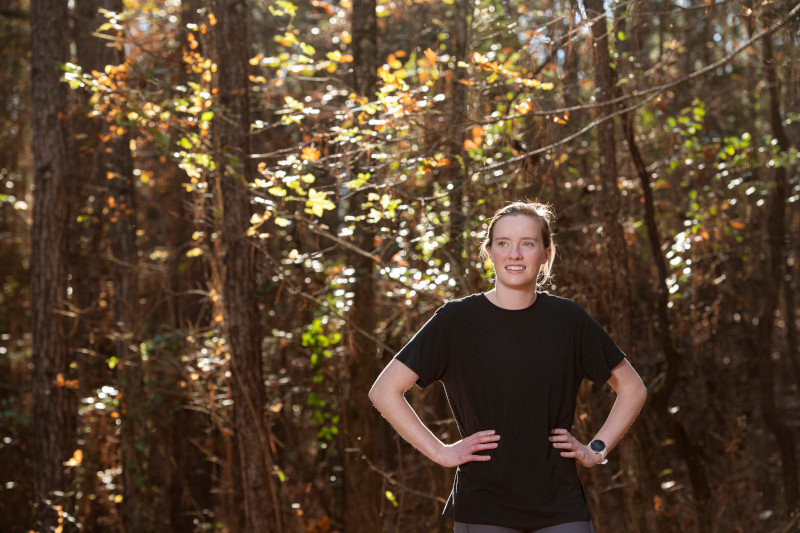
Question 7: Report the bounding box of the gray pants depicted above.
[454,521,595,533]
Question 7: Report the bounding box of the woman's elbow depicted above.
[368,377,387,407]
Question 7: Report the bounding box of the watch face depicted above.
[590,440,606,452]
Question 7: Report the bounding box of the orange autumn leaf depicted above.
[67,449,83,467]
[301,147,321,161]
[424,48,437,64]
[208,13,217,25]
[249,55,263,66]
[554,112,570,124]
[515,99,532,115]
[471,125,485,143]
[729,221,746,230]
[339,54,354,63]
[463,139,479,151]
[55,373,79,389]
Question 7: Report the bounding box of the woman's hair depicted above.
[479,201,557,288]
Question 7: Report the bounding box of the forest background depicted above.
[1,0,799,531]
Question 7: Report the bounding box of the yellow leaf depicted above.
[305,189,336,217]
[385,490,398,507]
[186,247,203,257]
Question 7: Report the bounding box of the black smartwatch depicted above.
[589,439,608,463]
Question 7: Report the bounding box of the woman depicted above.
[369,202,647,533]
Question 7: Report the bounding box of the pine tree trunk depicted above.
[30,0,72,529]
[215,0,280,530]
[342,0,384,530]
[755,31,798,513]
[445,0,471,293]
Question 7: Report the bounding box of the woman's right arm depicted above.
[368,359,500,467]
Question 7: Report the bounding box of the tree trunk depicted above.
[152,0,214,528]
[214,0,280,531]
[754,31,798,513]
[71,1,118,529]
[582,1,643,531]
[30,0,72,529]
[343,0,384,531]
[445,0,471,293]
[624,111,712,533]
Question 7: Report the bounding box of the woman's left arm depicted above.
[550,358,647,467]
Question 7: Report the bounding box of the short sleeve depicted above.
[579,309,626,384]
[394,305,451,388]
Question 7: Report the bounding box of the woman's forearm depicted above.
[369,384,446,464]
[593,361,647,453]
[369,359,500,467]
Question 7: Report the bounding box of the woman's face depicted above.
[488,214,550,292]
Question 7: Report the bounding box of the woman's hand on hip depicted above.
[435,430,500,467]
[549,428,601,468]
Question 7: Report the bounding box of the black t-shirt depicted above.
[394,292,625,529]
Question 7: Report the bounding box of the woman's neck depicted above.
[485,286,537,310]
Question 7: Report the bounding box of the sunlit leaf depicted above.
[385,490,398,507]
[424,48,438,64]
[305,189,336,217]
[66,449,83,467]
[515,99,532,115]
[301,147,321,161]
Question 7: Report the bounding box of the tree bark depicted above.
[754,30,798,513]
[624,111,712,533]
[582,1,643,531]
[445,0,471,294]
[343,0,384,531]
[214,0,280,531]
[30,0,72,529]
